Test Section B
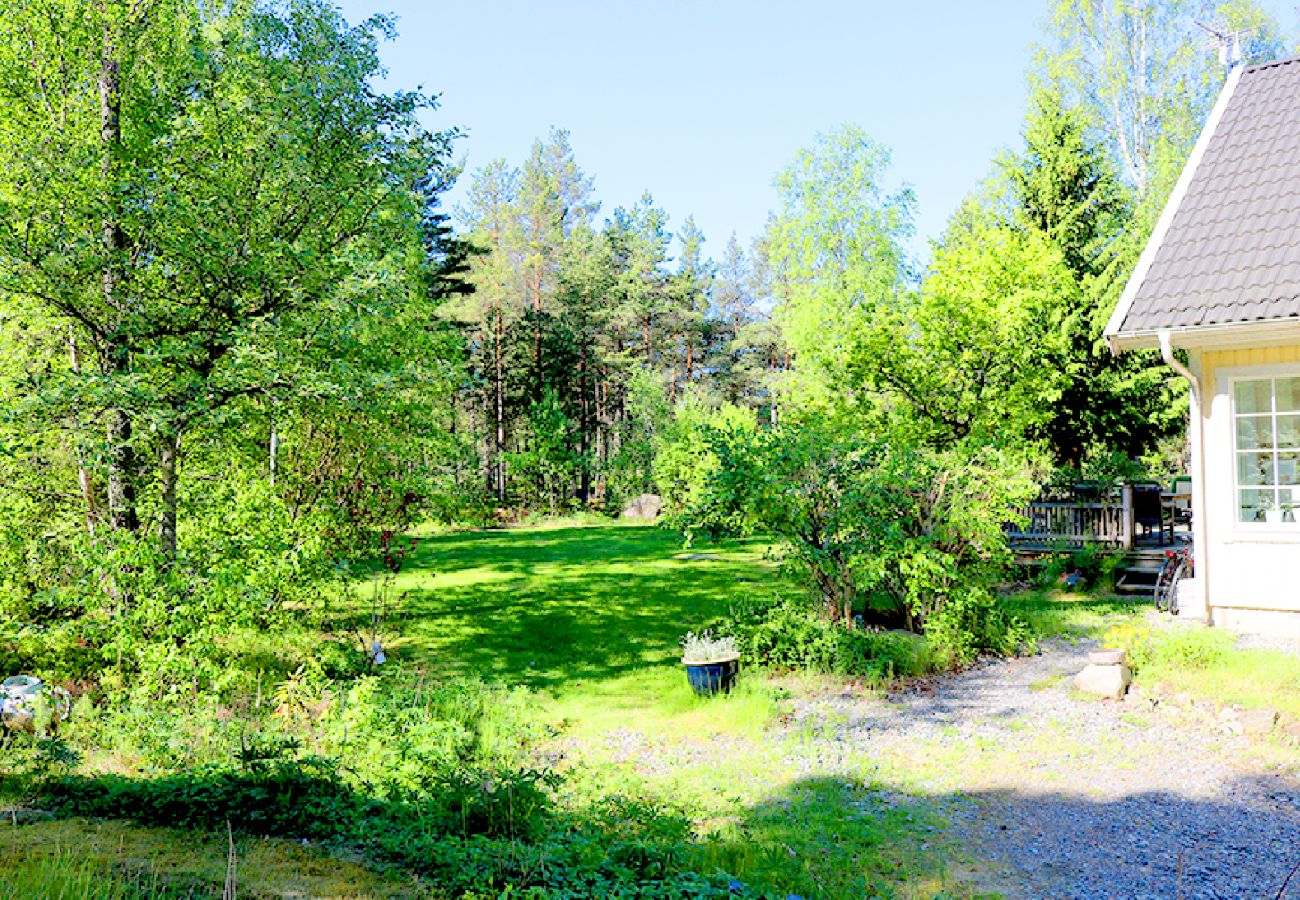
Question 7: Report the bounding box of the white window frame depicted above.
[1229,371,1300,530]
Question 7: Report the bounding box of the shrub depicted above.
[726,595,931,679]
[677,417,1040,667]
[1040,545,1125,592]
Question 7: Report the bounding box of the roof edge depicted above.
[1104,65,1244,354]
[1109,315,1300,352]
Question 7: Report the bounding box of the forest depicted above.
[0,0,1293,897]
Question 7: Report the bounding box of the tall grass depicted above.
[0,850,177,899]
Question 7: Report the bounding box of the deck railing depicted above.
[1006,485,1134,550]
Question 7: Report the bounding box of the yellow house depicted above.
[1106,57,1300,634]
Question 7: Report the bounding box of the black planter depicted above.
[683,655,739,696]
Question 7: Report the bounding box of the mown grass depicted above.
[365,522,981,897]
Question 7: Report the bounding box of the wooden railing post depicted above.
[1120,483,1134,550]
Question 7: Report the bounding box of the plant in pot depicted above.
[680,630,740,696]
[1263,496,1283,525]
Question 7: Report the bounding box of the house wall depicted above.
[1199,344,1300,634]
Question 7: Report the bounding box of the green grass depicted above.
[0,818,418,898]
[380,522,780,694]
[999,586,1146,640]
[367,522,982,897]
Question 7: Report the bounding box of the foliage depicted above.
[853,215,1073,446]
[506,387,588,513]
[1005,86,1180,464]
[1040,545,1126,593]
[1039,0,1283,200]
[679,631,738,664]
[725,595,932,679]
[653,394,758,524]
[765,125,914,407]
[678,416,1039,658]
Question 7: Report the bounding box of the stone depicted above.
[1089,648,1127,666]
[1074,663,1132,700]
[1239,708,1279,735]
[621,493,662,520]
[1280,718,1300,742]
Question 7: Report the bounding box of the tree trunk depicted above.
[159,428,181,561]
[578,346,591,504]
[532,270,543,399]
[99,33,138,533]
[494,304,506,502]
[68,332,98,535]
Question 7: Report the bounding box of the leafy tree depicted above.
[766,125,914,408]
[676,416,1038,663]
[855,215,1074,448]
[1040,0,1283,201]
[0,0,457,559]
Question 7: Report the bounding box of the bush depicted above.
[726,595,932,679]
[1040,545,1125,593]
[923,587,1033,667]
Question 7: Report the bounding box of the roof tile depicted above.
[1118,57,1300,333]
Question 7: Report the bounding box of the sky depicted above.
[334,0,1296,262]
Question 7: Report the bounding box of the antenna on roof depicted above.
[1195,20,1244,69]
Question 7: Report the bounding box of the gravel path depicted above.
[784,639,1300,899]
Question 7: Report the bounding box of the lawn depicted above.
[15,522,1192,899]
[387,521,776,688]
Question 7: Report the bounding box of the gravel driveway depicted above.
[785,638,1300,899]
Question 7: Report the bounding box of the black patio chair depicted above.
[1130,481,1171,544]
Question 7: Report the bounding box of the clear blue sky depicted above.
[334,0,1295,262]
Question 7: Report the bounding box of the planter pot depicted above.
[683,655,739,696]
[1266,509,1283,525]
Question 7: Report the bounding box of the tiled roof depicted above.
[1115,57,1300,333]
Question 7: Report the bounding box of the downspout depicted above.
[1159,330,1209,622]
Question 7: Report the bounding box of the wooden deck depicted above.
[1007,485,1190,594]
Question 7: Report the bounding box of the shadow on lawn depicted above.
[24,768,1300,898]
[382,525,779,690]
[718,772,1300,898]
[407,524,702,576]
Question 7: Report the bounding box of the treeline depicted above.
[440,129,786,513]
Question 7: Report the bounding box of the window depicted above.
[1234,375,1300,524]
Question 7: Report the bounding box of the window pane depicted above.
[1240,488,1274,522]
[1277,377,1300,413]
[1280,453,1300,487]
[1239,452,1276,486]
[1237,416,1273,450]
[1236,379,1274,414]
[1279,415,1300,449]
